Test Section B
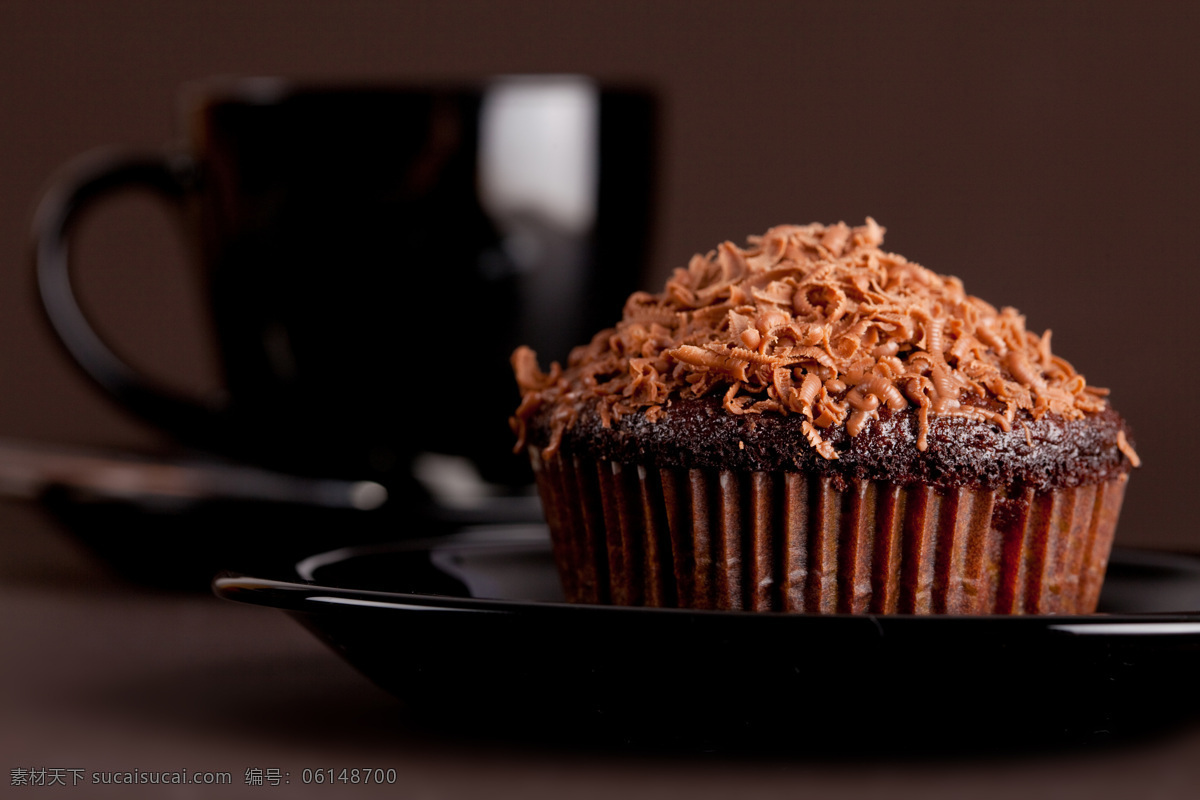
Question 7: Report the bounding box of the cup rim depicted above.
[176,73,618,113]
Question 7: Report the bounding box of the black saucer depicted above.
[215,526,1200,753]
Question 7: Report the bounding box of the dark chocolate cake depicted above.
[531,396,1131,493]
[512,220,1137,614]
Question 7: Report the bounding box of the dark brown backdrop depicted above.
[0,0,1195,548]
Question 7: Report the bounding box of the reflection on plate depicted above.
[3,436,542,589]
[215,527,1200,752]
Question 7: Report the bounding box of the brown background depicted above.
[3,3,1200,797]
[0,0,1196,549]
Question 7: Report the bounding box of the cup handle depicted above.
[33,148,227,448]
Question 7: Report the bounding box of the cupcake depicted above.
[511,220,1138,614]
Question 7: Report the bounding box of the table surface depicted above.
[5,498,1200,800]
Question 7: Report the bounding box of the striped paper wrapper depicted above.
[529,448,1127,614]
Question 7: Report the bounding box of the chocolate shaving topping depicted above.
[512,219,1139,468]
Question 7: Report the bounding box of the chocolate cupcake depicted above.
[512,220,1138,614]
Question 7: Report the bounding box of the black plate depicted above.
[215,527,1200,753]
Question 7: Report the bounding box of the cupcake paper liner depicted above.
[530,448,1126,615]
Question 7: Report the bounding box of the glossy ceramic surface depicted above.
[215,526,1200,752]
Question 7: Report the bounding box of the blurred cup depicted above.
[33,76,657,504]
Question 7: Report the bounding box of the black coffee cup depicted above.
[34,77,656,499]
